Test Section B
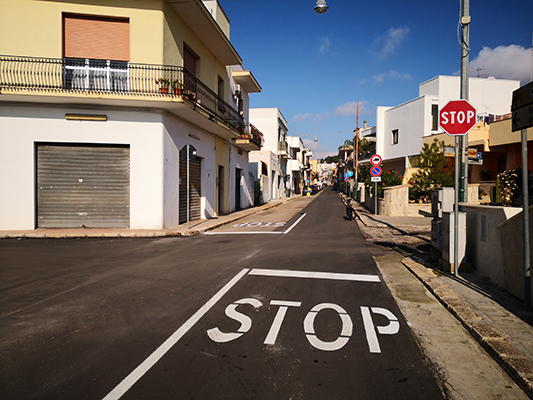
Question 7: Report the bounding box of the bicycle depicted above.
[345,198,357,220]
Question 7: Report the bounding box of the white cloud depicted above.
[292,113,313,122]
[468,45,531,85]
[319,36,331,53]
[302,140,332,160]
[313,112,330,123]
[372,70,414,85]
[375,26,410,59]
[334,101,371,117]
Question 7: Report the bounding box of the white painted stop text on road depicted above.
[207,298,399,353]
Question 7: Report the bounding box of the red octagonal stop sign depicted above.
[439,100,477,135]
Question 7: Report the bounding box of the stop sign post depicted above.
[439,100,477,277]
[439,100,477,136]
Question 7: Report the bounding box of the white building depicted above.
[375,76,520,174]
[0,0,263,230]
[249,108,289,201]
[286,136,305,195]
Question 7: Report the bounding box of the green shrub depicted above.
[409,139,454,202]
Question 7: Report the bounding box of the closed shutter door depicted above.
[179,158,201,224]
[37,144,130,228]
[63,14,130,61]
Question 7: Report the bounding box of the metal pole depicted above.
[187,144,190,230]
[375,182,377,215]
[454,137,460,276]
[454,0,470,275]
[522,128,531,311]
[459,0,470,203]
[353,101,359,199]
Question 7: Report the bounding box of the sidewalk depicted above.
[0,198,291,239]
[350,196,533,398]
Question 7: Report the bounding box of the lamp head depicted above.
[314,0,328,14]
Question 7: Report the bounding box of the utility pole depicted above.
[353,101,359,199]
[454,0,470,276]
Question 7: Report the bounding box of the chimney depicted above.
[363,120,368,129]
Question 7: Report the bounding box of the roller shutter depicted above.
[36,144,130,228]
[179,158,201,224]
[63,14,130,61]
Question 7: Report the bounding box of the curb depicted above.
[402,258,533,399]
[0,199,286,239]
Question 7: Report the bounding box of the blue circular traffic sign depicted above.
[370,166,382,177]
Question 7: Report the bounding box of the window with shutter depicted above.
[63,14,130,91]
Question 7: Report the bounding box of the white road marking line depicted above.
[282,213,306,234]
[203,213,306,236]
[102,269,250,400]
[203,231,282,235]
[249,268,380,282]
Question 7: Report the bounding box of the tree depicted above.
[409,138,454,202]
[322,155,339,164]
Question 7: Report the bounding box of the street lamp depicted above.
[314,0,329,14]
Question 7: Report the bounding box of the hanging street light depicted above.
[314,0,328,14]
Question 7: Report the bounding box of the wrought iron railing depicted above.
[246,123,264,147]
[0,55,243,131]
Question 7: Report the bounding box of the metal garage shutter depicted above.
[179,158,201,224]
[37,144,130,228]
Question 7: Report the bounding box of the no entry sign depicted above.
[439,100,477,135]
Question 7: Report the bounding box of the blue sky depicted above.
[221,0,533,159]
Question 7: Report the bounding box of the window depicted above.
[64,58,129,91]
[183,44,199,93]
[63,14,130,61]
[63,14,130,92]
[431,104,439,131]
[183,45,199,77]
[218,76,224,99]
[391,129,399,145]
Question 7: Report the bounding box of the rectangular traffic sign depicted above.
[512,105,533,132]
[511,81,533,111]
[371,177,381,182]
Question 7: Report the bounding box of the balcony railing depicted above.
[278,140,289,155]
[0,55,243,131]
[246,123,264,147]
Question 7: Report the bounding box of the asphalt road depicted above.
[1,188,444,399]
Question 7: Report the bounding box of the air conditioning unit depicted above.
[234,84,242,97]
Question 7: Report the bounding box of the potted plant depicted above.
[171,80,184,96]
[156,78,170,94]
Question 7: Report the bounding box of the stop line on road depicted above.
[102,267,397,400]
[203,213,306,235]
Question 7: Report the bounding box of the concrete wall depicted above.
[497,205,533,304]
[383,185,409,216]
[459,204,521,286]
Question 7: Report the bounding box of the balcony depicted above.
[0,55,244,139]
[288,159,303,172]
[278,140,289,158]
[233,123,264,152]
